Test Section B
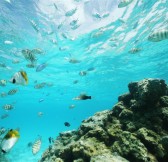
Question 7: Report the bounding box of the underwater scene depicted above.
[0,0,168,161]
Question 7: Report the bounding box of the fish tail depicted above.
[20,71,28,84]
[88,96,91,99]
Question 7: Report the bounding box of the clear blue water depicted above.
[0,0,168,161]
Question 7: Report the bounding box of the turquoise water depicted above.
[0,0,168,161]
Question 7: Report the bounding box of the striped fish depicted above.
[32,137,42,155]
[22,49,37,63]
[3,104,14,110]
[148,29,168,42]
[8,89,18,95]
[118,0,134,8]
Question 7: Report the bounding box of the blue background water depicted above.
[0,0,168,161]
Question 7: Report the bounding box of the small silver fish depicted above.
[36,63,47,72]
[8,89,18,95]
[39,98,44,103]
[4,40,13,45]
[128,48,141,54]
[69,104,75,109]
[65,8,77,17]
[38,112,43,117]
[102,13,110,18]
[1,92,7,98]
[31,48,43,55]
[71,24,80,30]
[32,137,42,155]
[0,80,7,86]
[1,114,9,119]
[79,71,87,76]
[0,63,6,68]
[46,82,54,87]
[70,19,78,26]
[0,127,6,136]
[69,58,80,64]
[12,59,20,64]
[26,64,36,68]
[3,104,14,110]
[34,83,46,89]
[92,13,101,19]
[118,0,134,8]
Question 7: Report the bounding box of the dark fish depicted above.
[80,94,91,100]
[48,137,54,144]
[27,142,33,147]
[73,94,92,100]
[73,80,79,84]
[64,122,70,127]
[87,67,95,71]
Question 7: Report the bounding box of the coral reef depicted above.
[40,78,168,162]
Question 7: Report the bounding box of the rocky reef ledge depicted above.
[40,79,168,162]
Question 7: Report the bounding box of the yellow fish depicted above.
[10,71,28,85]
[1,129,20,153]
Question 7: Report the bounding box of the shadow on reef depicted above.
[39,78,168,162]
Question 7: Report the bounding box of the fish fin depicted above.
[1,149,6,153]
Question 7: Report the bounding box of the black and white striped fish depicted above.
[22,49,37,63]
[148,29,168,42]
[3,104,14,110]
[8,89,18,95]
[32,137,42,155]
[118,0,134,8]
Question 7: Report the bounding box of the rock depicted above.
[90,153,129,162]
[159,96,168,107]
[128,79,167,107]
[111,131,150,162]
[161,136,168,152]
[136,127,164,158]
[79,110,111,135]
[112,101,126,116]
[119,109,133,120]
[118,93,132,106]
[160,107,168,130]
[40,79,168,162]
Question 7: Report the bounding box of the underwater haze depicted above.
[0,0,168,161]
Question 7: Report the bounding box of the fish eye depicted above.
[13,79,16,84]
